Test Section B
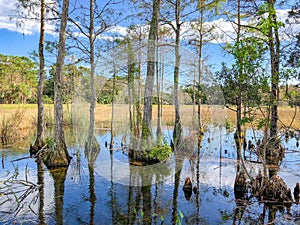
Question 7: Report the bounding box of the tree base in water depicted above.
[263,175,293,203]
[41,147,71,168]
[29,139,47,156]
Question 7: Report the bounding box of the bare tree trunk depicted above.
[31,0,45,154]
[86,0,100,153]
[235,0,242,143]
[110,46,117,153]
[156,42,162,139]
[54,0,68,152]
[192,65,196,129]
[43,0,71,167]
[127,40,135,136]
[173,0,182,150]
[268,0,280,140]
[142,0,160,144]
[160,49,164,130]
[197,0,204,135]
[136,32,142,140]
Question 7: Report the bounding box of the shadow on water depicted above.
[1,126,300,224]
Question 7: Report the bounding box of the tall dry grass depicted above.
[0,109,33,147]
[0,104,299,146]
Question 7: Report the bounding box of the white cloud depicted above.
[181,9,300,44]
[0,0,56,35]
[0,0,298,44]
[106,25,128,37]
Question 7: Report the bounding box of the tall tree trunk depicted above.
[110,50,117,152]
[156,42,162,139]
[192,66,196,130]
[142,0,160,144]
[235,0,242,142]
[136,32,142,141]
[127,40,136,137]
[31,0,45,154]
[197,0,205,135]
[268,0,280,139]
[173,0,182,150]
[44,0,71,167]
[86,0,100,152]
[236,96,242,159]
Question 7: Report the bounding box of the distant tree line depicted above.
[1,51,299,108]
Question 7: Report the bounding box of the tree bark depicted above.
[31,0,45,154]
[44,0,71,167]
[235,0,242,143]
[197,0,205,135]
[173,0,182,150]
[268,0,280,139]
[156,46,163,139]
[142,0,160,144]
[86,0,100,153]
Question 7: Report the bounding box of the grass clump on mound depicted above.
[129,143,173,165]
[147,144,172,163]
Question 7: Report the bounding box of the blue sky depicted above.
[0,0,298,73]
[0,30,39,56]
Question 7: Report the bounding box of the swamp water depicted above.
[1,126,300,225]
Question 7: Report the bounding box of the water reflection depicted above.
[1,126,300,224]
[172,157,183,224]
[85,128,100,225]
[37,161,45,225]
[49,167,68,225]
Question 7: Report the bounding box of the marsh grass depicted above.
[0,109,31,147]
[0,104,299,147]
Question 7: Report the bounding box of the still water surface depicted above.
[1,126,300,224]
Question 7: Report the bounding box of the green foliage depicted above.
[43,95,54,104]
[240,116,253,126]
[225,119,230,130]
[48,63,86,104]
[175,210,184,225]
[220,210,231,221]
[147,144,172,162]
[97,75,126,104]
[46,137,55,149]
[182,84,208,104]
[257,118,268,130]
[0,54,38,104]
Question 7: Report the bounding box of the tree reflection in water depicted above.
[49,167,68,225]
[2,127,300,224]
[127,161,171,224]
[172,157,183,225]
[37,161,45,225]
[85,128,100,225]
